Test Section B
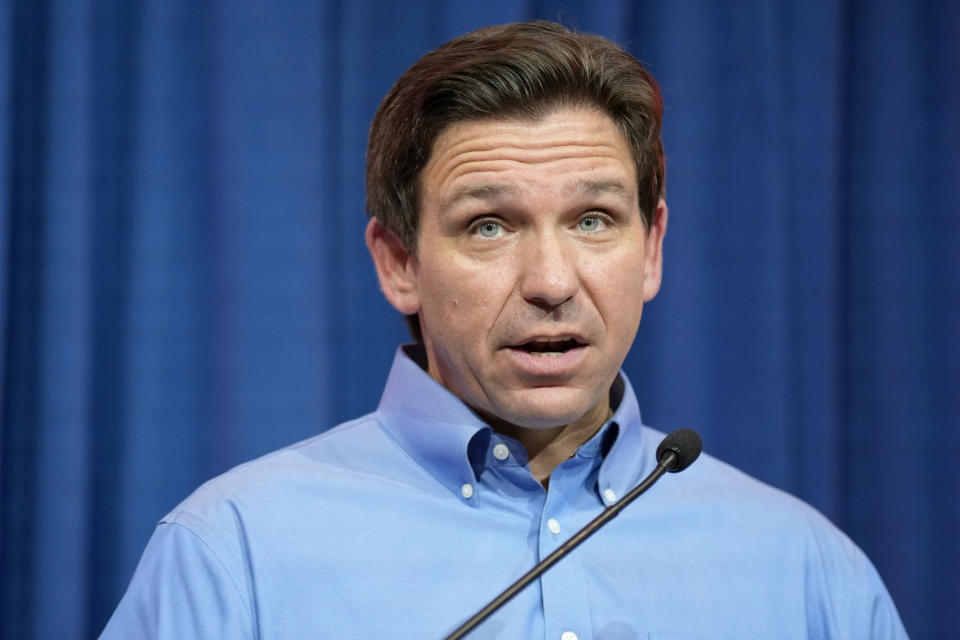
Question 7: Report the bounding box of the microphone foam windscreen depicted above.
[656,428,703,472]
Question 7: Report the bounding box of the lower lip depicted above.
[505,345,588,378]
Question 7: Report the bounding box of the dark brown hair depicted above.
[366,20,665,252]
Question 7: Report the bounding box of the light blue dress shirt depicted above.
[101,346,907,639]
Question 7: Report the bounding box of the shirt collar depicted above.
[375,345,653,502]
[589,372,658,503]
[375,346,491,501]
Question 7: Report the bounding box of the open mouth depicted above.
[513,336,586,357]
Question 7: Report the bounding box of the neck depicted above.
[488,399,613,487]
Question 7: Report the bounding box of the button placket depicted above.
[538,455,595,640]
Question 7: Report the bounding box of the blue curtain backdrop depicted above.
[1,0,957,637]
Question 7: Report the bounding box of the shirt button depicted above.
[460,483,474,499]
[547,518,561,535]
[561,632,578,640]
[492,443,510,461]
[603,488,617,504]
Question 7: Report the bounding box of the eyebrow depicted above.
[439,179,633,213]
[575,179,633,200]
[439,183,516,213]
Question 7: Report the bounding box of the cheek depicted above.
[418,258,515,339]
[583,252,648,326]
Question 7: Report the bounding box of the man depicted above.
[102,22,907,639]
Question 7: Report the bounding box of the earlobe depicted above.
[365,218,421,314]
[642,199,668,301]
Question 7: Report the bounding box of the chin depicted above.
[491,392,598,429]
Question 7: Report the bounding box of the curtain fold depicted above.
[2,1,957,637]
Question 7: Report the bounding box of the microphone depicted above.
[655,427,702,472]
[443,428,703,640]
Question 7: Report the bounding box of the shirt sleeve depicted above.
[854,561,909,639]
[803,511,910,639]
[99,521,255,640]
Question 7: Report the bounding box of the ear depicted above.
[366,218,421,314]
[641,199,668,301]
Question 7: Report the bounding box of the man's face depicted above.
[368,106,666,429]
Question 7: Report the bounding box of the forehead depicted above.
[419,107,637,203]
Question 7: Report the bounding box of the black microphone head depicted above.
[656,429,703,472]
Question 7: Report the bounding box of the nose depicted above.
[519,231,578,311]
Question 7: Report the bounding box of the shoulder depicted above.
[642,426,840,529]
[161,411,403,532]
[638,425,874,586]
[637,426,907,637]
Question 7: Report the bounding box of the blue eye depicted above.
[578,216,603,232]
[476,221,501,238]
